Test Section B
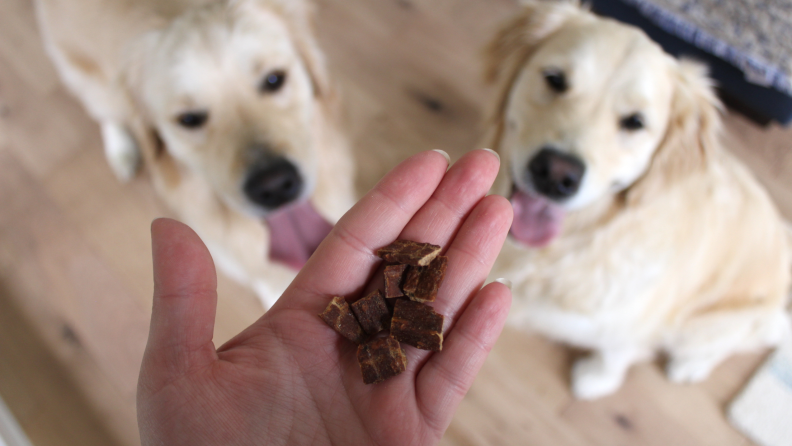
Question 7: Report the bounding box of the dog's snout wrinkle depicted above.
[244,158,303,210]
[527,148,585,200]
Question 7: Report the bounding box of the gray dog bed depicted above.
[590,0,792,125]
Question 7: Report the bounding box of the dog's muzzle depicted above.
[243,155,333,271]
[507,147,584,248]
[243,157,303,210]
[527,148,585,200]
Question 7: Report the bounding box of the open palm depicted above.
[137,149,513,446]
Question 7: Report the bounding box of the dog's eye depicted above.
[620,113,645,131]
[261,70,287,93]
[543,69,567,93]
[176,111,209,129]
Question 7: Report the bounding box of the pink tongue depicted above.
[510,189,565,247]
[264,201,333,270]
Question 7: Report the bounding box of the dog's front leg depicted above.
[200,226,296,311]
[100,121,140,181]
[571,347,648,400]
[251,275,294,310]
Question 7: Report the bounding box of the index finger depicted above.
[276,150,450,312]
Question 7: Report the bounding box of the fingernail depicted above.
[494,278,512,290]
[482,148,500,162]
[432,149,451,164]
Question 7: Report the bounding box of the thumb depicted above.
[141,218,218,388]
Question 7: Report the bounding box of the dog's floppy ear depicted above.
[288,9,331,99]
[119,30,165,160]
[485,1,582,83]
[122,34,183,189]
[482,0,582,152]
[625,59,722,205]
[233,0,330,98]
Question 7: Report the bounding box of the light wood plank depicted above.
[0,283,120,446]
[0,0,789,445]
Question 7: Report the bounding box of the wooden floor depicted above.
[1,0,791,445]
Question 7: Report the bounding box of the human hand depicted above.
[137,149,513,446]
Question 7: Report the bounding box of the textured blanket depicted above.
[622,0,792,95]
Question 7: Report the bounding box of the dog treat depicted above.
[319,296,366,344]
[402,256,448,303]
[322,240,450,384]
[357,336,408,384]
[377,240,441,266]
[351,289,391,334]
[384,264,409,298]
[402,267,422,300]
[384,297,406,314]
[390,299,444,351]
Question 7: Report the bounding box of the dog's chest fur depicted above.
[498,166,788,349]
[501,205,676,348]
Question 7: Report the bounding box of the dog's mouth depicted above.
[263,200,333,270]
[509,186,565,247]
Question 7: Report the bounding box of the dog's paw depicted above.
[666,357,715,384]
[101,122,140,182]
[571,355,625,400]
[252,278,291,310]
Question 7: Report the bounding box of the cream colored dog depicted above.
[485,1,792,399]
[36,0,355,308]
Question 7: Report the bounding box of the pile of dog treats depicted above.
[319,240,448,384]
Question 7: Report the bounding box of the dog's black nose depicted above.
[527,148,585,199]
[244,158,303,209]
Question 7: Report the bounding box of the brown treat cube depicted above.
[402,256,448,303]
[401,266,423,299]
[384,297,406,312]
[357,336,408,384]
[351,290,391,334]
[391,300,444,351]
[318,296,366,344]
[384,264,408,298]
[376,240,441,266]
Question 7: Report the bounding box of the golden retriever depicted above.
[35,0,355,308]
[484,1,792,399]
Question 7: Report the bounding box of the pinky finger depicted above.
[414,281,511,432]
